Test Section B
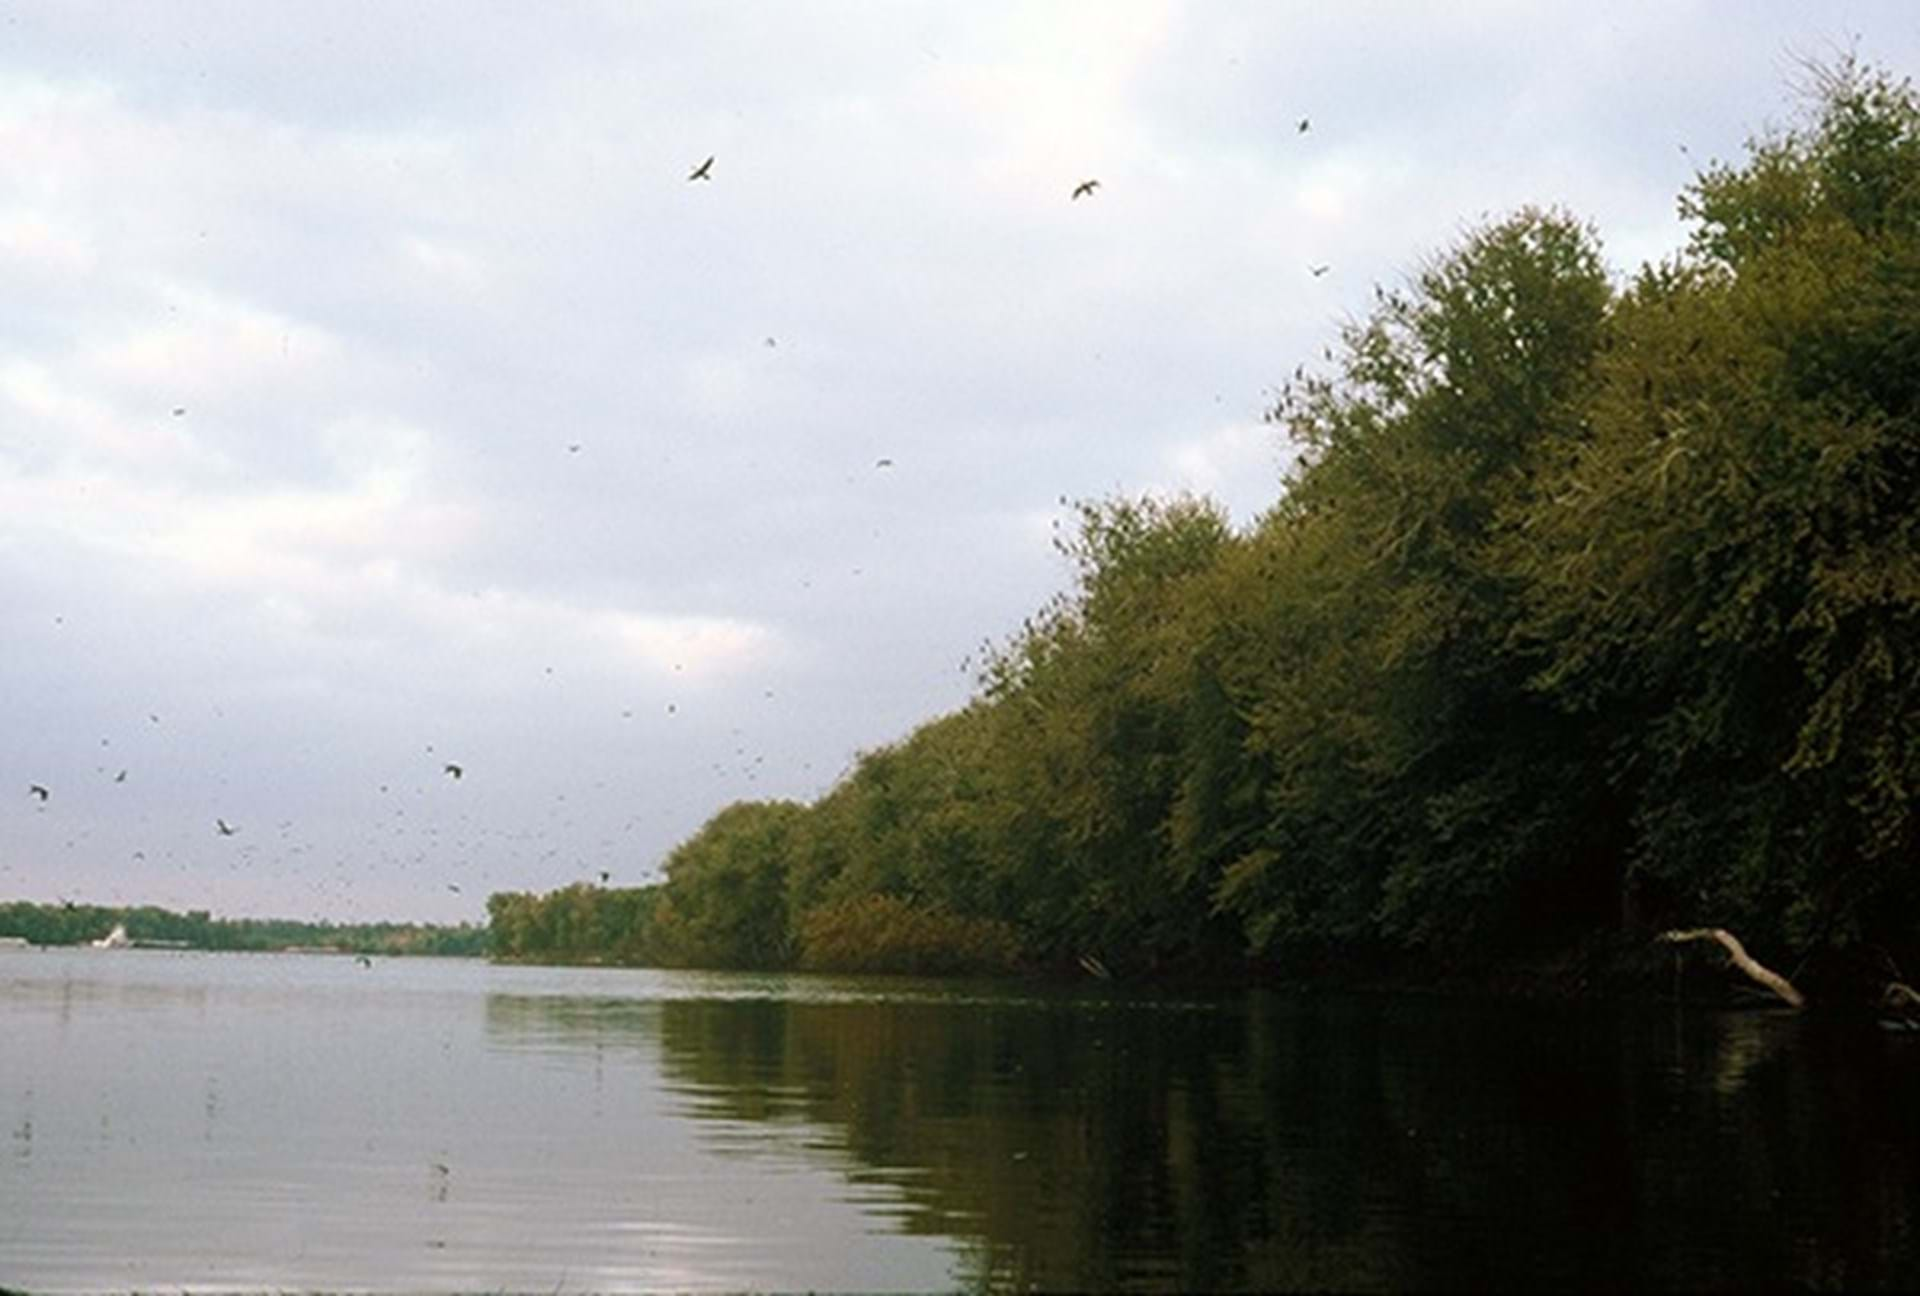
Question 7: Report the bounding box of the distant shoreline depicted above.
[0,898,488,958]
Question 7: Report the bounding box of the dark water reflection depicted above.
[651,990,1920,1292]
[5,953,1919,1291]
[490,978,1920,1291]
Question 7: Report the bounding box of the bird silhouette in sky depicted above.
[1310,264,1330,277]
[446,883,461,894]
[1297,117,1310,134]
[215,818,237,836]
[443,763,463,780]
[688,155,714,181]
[28,784,48,802]
[875,457,894,469]
[1071,179,1100,200]
[114,770,127,783]
[599,870,612,885]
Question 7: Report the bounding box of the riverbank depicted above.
[493,927,1916,1021]
[1257,930,1920,1024]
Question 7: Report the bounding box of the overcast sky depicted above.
[4,2,1916,925]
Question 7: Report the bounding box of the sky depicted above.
[4,2,1917,925]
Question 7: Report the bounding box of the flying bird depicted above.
[1071,179,1100,200]
[28,784,48,802]
[215,819,237,836]
[688,155,714,181]
[446,883,462,894]
[1309,264,1330,277]
[599,870,612,885]
[443,763,463,780]
[1297,117,1310,134]
[875,457,894,469]
[114,770,127,783]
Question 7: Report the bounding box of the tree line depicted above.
[0,899,486,956]
[492,63,1920,986]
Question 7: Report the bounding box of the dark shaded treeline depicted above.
[493,64,1920,989]
[0,899,486,956]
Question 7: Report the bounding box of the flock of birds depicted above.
[22,745,638,914]
[17,110,1330,919]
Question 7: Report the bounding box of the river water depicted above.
[2,948,1916,1292]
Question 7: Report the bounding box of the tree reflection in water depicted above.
[485,984,1920,1291]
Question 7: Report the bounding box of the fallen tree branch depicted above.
[1659,928,1805,1008]
[1077,953,1112,981]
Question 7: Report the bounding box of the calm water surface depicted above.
[3,949,1918,1292]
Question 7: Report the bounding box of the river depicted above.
[2,948,1916,1291]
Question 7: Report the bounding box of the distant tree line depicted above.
[0,900,486,957]
[492,63,1920,985]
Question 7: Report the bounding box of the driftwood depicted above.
[1077,953,1113,981]
[1659,928,1805,1009]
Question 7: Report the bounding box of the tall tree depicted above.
[1215,207,1615,958]
[1509,60,1920,950]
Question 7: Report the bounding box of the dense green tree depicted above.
[487,883,669,963]
[980,494,1245,969]
[1507,60,1920,950]
[653,800,807,968]
[1211,207,1615,959]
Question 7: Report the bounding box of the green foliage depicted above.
[795,894,1025,975]
[487,883,666,964]
[1207,207,1617,958]
[1506,60,1920,949]
[979,493,1250,969]
[652,800,807,968]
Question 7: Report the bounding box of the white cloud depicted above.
[1162,419,1291,524]
[398,233,492,297]
[88,283,343,408]
[599,609,784,682]
[0,209,97,275]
